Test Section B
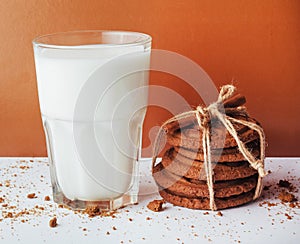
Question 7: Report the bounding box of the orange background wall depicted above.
[0,0,299,157]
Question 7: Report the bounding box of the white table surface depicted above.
[0,157,299,244]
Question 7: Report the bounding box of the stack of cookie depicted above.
[153,94,263,210]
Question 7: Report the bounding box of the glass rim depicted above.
[32,30,152,50]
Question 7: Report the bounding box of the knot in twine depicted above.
[152,84,267,211]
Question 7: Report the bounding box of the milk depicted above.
[34,44,150,201]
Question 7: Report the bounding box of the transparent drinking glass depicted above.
[33,31,151,210]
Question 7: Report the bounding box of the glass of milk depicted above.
[33,31,151,210]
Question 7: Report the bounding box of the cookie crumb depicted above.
[285,213,292,220]
[128,218,133,222]
[112,226,117,230]
[5,180,10,187]
[278,180,291,188]
[82,205,117,218]
[217,211,223,217]
[84,205,101,217]
[289,202,296,208]
[44,196,50,201]
[5,212,13,218]
[49,217,57,228]
[278,190,297,203]
[27,193,37,199]
[203,212,209,215]
[267,202,276,207]
[147,199,165,212]
[0,197,4,203]
[106,231,110,235]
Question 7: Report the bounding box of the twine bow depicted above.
[152,85,267,210]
